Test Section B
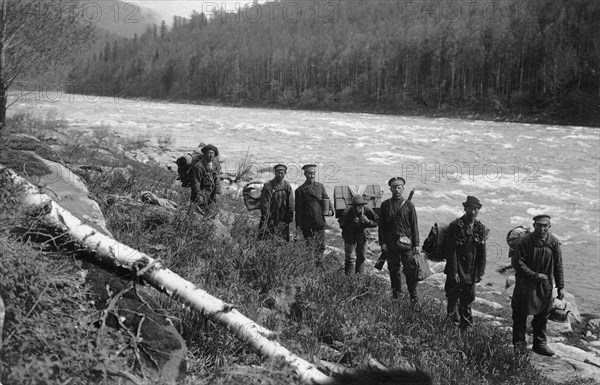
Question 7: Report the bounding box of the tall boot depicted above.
[345,261,355,275]
[355,261,365,274]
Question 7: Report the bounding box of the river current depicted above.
[9,93,600,314]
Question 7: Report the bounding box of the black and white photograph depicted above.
[1,0,599,384]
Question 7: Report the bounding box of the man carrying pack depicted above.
[295,164,333,266]
[338,195,378,275]
[190,144,221,212]
[443,196,487,330]
[378,177,420,302]
[511,214,564,356]
[259,164,294,241]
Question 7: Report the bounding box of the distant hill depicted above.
[90,0,163,38]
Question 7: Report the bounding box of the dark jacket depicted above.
[378,197,419,248]
[295,181,329,231]
[190,157,221,202]
[443,216,487,284]
[338,206,378,243]
[260,179,294,226]
[511,232,564,315]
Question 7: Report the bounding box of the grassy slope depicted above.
[1,114,592,385]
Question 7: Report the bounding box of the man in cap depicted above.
[378,177,420,302]
[443,196,488,330]
[190,144,222,212]
[295,164,334,266]
[259,164,294,241]
[338,195,379,275]
[511,214,564,356]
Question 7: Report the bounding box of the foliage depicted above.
[67,0,600,125]
[0,0,95,127]
[0,180,129,384]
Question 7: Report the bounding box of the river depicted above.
[8,92,600,314]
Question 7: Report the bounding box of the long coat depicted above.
[511,232,564,315]
[443,216,487,284]
[378,198,419,248]
[338,206,378,244]
[295,181,329,231]
[259,178,294,233]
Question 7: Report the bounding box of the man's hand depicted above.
[454,273,460,283]
[412,246,420,253]
[353,217,360,224]
[381,244,388,253]
[536,273,549,281]
[475,276,482,283]
[557,288,564,300]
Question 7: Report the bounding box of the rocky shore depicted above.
[2,124,600,384]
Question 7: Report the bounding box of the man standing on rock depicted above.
[378,177,420,303]
[338,195,378,275]
[259,164,294,241]
[190,144,221,212]
[295,164,333,266]
[443,196,488,330]
[511,214,564,356]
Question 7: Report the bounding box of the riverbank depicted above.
[78,91,599,128]
[2,115,600,384]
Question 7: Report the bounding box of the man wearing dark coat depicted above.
[378,177,420,302]
[338,195,378,275]
[190,144,222,212]
[295,164,333,265]
[259,164,294,241]
[444,196,487,330]
[511,214,564,356]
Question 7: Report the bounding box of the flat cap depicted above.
[388,177,406,186]
[302,164,317,171]
[274,164,287,172]
[533,214,551,224]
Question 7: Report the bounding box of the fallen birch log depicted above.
[0,165,330,385]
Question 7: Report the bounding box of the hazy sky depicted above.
[135,0,258,21]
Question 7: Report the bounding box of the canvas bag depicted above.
[407,251,432,281]
[422,223,449,262]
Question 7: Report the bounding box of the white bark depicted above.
[0,165,332,384]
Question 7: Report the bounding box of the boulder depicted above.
[503,283,515,298]
[553,289,581,323]
[86,265,187,382]
[587,319,600,335]
[22,154,112,236]
[422,272,445,290]
[473,297,503,310]
[430,261,446,274]
[505,275,515,289]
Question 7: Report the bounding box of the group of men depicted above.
[189,145,565,357]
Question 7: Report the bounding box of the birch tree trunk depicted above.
[0,165,332,385]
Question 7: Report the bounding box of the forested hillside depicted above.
[68,0,600,125]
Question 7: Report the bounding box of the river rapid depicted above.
[8,93,600,314]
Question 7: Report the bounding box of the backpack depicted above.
[506,225,530,258]
[175,152,203,187]
[422,223,449,262]
[243,181,264,211]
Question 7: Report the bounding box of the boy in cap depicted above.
[295,164,334,266]
[190,144,222,212]
[511,214,564,356]
[378,177,420,302]
[259,164,294,241]
[444,196,488,330]
[338,195,379,275]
